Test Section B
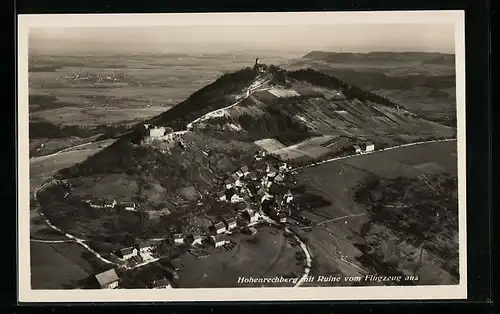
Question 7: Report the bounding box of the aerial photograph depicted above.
[26,18,460,291]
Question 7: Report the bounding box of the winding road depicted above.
[294,138,456,171]
[31,72,458,285]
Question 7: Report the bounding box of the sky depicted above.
[29,24,456,55]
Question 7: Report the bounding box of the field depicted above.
[30,241,106,289]
[295,141,458,285]
[29,140,114,289]
[174,225,304,288]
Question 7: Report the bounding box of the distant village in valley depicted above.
[37,58,386,290]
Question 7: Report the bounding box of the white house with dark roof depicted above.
[95,268,120,289]
[150,277,171,289]
[137,242,153,254]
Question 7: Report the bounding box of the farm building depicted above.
[353,145,362,154]
[243,208,260,224]
[187,234,203,246]
[95,268,120,289]
[117,247,138,260]
[235,170,244,178]
[234,179,243,188]
[137,242,153,254]
[210,234,230,248]
[103,199,117,209]
[235,202,248,212]
[279,163,288,172]
[365,142,375,152]
[240,165,250,176]
[224,217,238,230]
[225,183,233,190]
[150,277,171,289]
[231,173,240,181]
[88,199,105,209]
[174,233,185,245]
[230,194,244,203]
[119,201,136,211]
[213,222,227,234]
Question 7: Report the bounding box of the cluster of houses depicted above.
[353,142,375,154]
[84,198,137,211]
